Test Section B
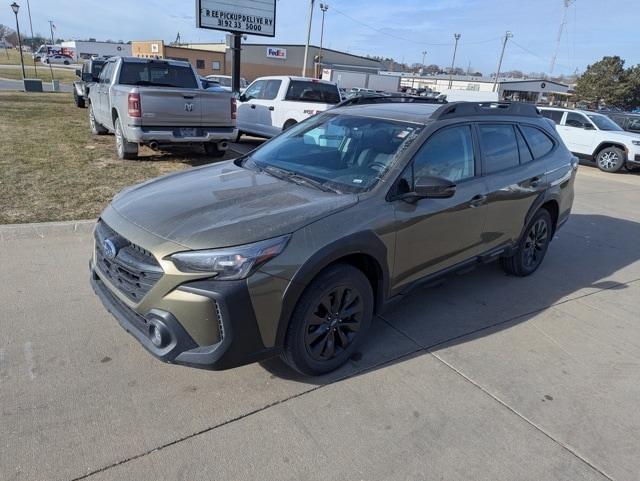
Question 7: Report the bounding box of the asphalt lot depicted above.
[1,165,639,481]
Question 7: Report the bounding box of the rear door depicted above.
[480,123,552,249]
[118,61,202,127]
[249,79,283,136]
[392,124,489,288]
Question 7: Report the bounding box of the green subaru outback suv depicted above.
[90,102,577,375]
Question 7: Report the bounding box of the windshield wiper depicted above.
[260,165,339,193]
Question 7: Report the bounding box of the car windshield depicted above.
[242,113,422,193]
[586,113,623,131]
[119,62,197,88]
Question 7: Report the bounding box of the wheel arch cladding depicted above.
[275,230,389,347]
[594,142,627,157]
[541,199,559,233]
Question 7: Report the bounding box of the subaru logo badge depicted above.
[103,238,118,260]
[185,102,193,112]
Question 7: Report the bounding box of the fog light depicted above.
[149,323,167,348]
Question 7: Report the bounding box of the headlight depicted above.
[169,235,290,279]
[632,140,640,146]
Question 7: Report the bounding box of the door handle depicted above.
[469,194,487,208]
[183,95,195,99]
[529,176,542,187]
[250,104,256,109]
[268,106,275,111]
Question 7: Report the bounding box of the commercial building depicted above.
[131,41,227,76]
[60,40,131,60]
[182,42,382,81]
[397,73,570,104]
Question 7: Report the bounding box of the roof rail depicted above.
[431,102,540,120]
[335,94,446,108]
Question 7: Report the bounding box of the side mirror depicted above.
[239,93,247,102]
[75,68,81,77]
[412,176,456,199]
[81,72,94,82]
[200,79,210,89]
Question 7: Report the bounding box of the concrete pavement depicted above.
[0,166,639,481]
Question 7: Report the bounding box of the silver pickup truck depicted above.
[87,56,237,160]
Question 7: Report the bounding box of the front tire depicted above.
[596,147,625,173]
[203,142,226,158]
[500,209,552,277]
[74,91,85,108]
[282,264,374,376]
[114,117,138,160]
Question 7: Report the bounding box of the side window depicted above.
[565,112,589,128]
[541,110,563,125]
[515,127,533,163]
[243,80,265,101]
[478,124,519,173]
[413,125,475,182]
[521,126,555,159]
[627,118,640,132]
[262,80,282,100]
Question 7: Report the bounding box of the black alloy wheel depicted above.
[304,285,364,362]
[521,217,549,270]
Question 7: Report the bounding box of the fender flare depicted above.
[274,230,390,347]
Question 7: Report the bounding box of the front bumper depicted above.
[90,263,276,370]
[125,125,238,144]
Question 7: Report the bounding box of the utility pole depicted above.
[317,3,328,78]
[493,31,513,92]
[302,0,315,77]
[47,20,55,80]
[26,0,36,75]
[448,33,461,90]
[421,50,427,69]
[550,0,575,75]
[10,2,26,79]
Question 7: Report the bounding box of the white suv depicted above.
[539,107,640,172]
[236,76,341,139]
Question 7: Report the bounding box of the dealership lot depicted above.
[1,166,639,481]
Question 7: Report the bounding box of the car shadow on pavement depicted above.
[260,213,640,384]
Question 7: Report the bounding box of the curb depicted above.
[0,219,96,241]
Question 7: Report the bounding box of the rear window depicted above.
[119,62,197,89]
[521,126,555,159]
[285,81,340,104]
[541,110,564,125]
[479,124,519,173]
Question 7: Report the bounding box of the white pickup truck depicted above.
[88,57,237,160]
[236,76,341,139]
[539,107,640,173]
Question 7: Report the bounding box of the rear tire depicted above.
[115,117,138,160]
[283,119,297,131]
[281,264,374,376]
[203,142,226,158]
[89,105,108,135]
[500,209,552,277]
[596,146,625,173]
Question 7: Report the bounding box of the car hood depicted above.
[110,160,358,250]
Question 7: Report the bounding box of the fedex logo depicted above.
[266,47,287,59]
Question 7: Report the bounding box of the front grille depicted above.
[94,220,163,302]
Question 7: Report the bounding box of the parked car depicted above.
[236,76,341,139]
[73,57,107,108]
[205,74,248,92]
[90,101,576,375]
[539,107,640,172]
[43,54,73,65]
[603,112,640,135]
[87,56,237,160]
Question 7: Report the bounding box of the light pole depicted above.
[317,3,328,78]
[421,50,427,71]
[493,31,513,92]
[448,33,461,90]
[26,0,36,75]
[10,2,26,79]
[302,0,315,77]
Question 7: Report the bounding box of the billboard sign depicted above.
[196,0,276,37]
[266,47,286,59]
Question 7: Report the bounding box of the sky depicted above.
[1,0,638,76]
